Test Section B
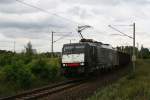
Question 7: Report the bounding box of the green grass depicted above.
[88,59,150,100]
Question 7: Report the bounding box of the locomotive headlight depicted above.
[80,62,84,66]
[63,64,66,66]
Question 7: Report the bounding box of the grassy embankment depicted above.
[88,59,150,100]
[0,53,64,97]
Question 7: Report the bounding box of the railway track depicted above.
[0,79,84,100]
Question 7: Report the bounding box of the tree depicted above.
[116,46,139,57]
[25,42,33,56]
[140,45,150,59]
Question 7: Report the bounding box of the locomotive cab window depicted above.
[63,46,74,52]
[63,44,85,54]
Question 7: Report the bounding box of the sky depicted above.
[0,0,150,52]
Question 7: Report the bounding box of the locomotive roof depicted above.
[63,41,114,50]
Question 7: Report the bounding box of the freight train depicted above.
[61,39,131,78]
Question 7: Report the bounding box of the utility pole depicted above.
[132,23,136,73]
[50,31,72,57]
[109,22,136,73]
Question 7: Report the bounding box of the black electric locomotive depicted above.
[61,39,130,77]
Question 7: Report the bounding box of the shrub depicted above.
[30,58,59,81]
[30,58,52,80]
[2,60,33,89]
[49,65,58,80]
[0,54,12,67]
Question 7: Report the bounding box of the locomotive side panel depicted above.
[84,45,98,73]
[84,45,92,73]
[96,46,104,68]
[96,47,112,68]
[106,49,113,67]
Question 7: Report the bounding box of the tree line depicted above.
[116,45,150,59]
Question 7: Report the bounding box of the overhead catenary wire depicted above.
[14,0,113,50]
[53,33,72,43]
[15,0,87,41]
[110,24,133,27]
[15,0,105,37]
[108,25,133,39]
[15,0,80,26]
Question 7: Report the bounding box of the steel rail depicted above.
[0,79,83,100]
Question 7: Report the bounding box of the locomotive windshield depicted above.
[63,44,85,54]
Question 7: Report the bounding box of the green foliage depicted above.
[30,58,59,81]
[49,64,58,80]
[0,49,61,96]
[140,46,150,58]
[116,46,138,56]
[116,46,150,59]
[88,59,150,100]
[0,54,13,67]
[23,55,32,64]
[2,60,32,89]
[30,58,50,79]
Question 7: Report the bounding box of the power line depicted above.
[108,23,136,74]
[108,25,133,39]
[110,24,133,27]
[15,0,79,26]
[15,0,108,40]
[53,34,72,43]
[51,31,72,55]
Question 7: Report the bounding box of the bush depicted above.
[30,58,52,80]
[30,58,58,80]
[49,65,58,80]
[0,54,12,67]
[0,52,61,96]
[2,60,33,89]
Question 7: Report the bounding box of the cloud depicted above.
[66,6,94,20]
[0,0,62,14]
[0,14,68,30]
[0,1,37,14]
[0,0,16,4]
[0,10,76,39]
[0,0,150,52]
[63,0,120,6]
[63,0,150,6]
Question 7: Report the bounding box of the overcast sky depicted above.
[0,0,150,52]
